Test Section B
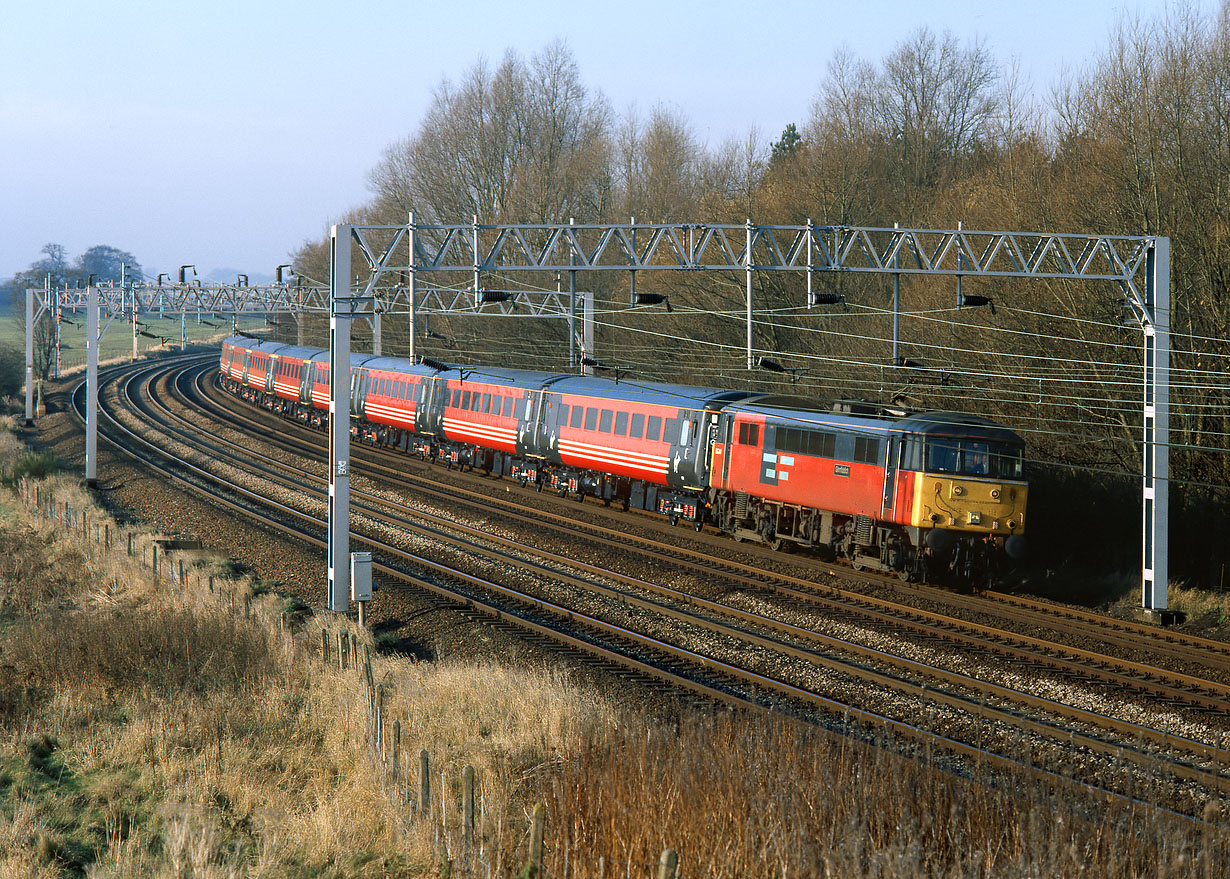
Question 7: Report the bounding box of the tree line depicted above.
[286,6,1230,589]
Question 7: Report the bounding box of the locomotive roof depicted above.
[892,411,1024,444]
[727,397,1022,442]
[726,397,898,435]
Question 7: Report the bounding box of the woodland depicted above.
[285,5,1229,594]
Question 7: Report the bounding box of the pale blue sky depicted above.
[0,0,1207,281]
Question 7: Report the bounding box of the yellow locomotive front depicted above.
[895,414,1029,576]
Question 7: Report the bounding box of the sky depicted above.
[1,0,1212,283]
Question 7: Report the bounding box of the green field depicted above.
[0,311,272,375]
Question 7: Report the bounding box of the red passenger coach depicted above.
[436,378,522,454]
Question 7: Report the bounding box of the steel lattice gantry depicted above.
[22,280,321,489]
[326,220,1170,614]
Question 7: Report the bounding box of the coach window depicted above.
[584,407,598,431]
[462,390,471,410]
[646,415,662,442]
[614,411,629,436]
[482,393,492,414]
[599,410,613,433]
[569,405,583,428]
[502,396,513,417]
[629,413,644,438]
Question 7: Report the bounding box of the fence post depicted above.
[527,803,545,878]
[392,719,401,788]
[463,765,475,845]
[657,849,678,879]
[322,629,330,664]
[376,687,384,754]
[338,632,347,671]
[419,749,431,818]
[127,532,133,557]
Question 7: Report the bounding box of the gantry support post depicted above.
[745,218,754,370]
[892,222,901,364]
[53,281,61,378]
[408,212,417,363]
[568,218,576,368]
[578,291,594,376]
[24,289,35,426]
[328,224,353,614]
[85,282,99,488]
[1142,237,1170,612]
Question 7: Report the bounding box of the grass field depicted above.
[0,310,272,374]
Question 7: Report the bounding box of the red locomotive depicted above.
[221,336,1027,583]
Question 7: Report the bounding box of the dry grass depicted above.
[0,429,1225,877]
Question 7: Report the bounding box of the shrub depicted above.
[1,451,62,486]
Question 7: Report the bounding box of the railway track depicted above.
[74,354,1230,816]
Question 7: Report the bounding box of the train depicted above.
[220,335,1028,585]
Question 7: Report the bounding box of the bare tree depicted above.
[368,41,614,226]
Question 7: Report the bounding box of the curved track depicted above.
[74,354,1230,817]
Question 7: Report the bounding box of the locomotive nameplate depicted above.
[834,464,851,477]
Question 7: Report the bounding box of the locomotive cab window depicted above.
[925,439,1024,479]
[737,422,760,446]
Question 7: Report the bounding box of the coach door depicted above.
[714,413,735,487]
[299,363,313,403]
[350,369,365,416]
[668,409,704,488]
[881,436,899,518]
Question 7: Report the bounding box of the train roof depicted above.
[726,397,1022,442]
[544,375,766,410]
[725,397,898,435]
[892,411,1024,444]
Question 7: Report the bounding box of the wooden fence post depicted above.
[463,765,475,845]
[127,532,133,557]
[391,720,401,787]
[657,849,678,879]
[419,749,430,817]
[322,629,330,664]
[527,803,545,878]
